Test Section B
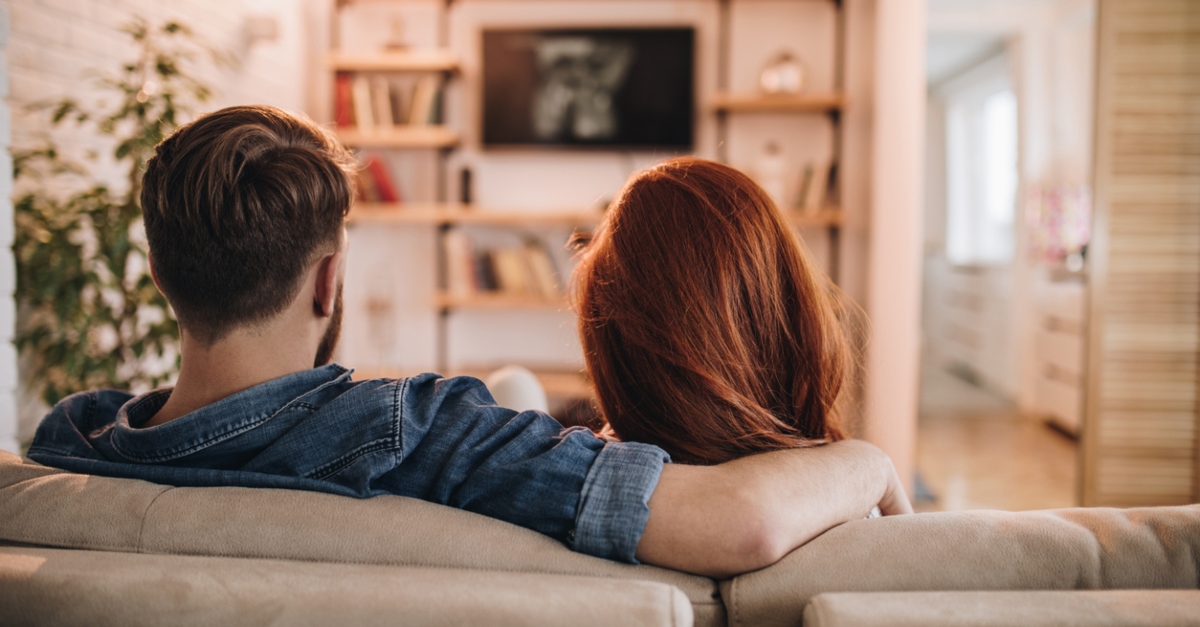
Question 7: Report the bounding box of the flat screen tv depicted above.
[482,27,695,149]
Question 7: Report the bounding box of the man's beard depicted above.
[314,283,344,368]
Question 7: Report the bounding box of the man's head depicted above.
[141,105,356,363]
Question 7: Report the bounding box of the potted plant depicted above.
[12,19,221,409]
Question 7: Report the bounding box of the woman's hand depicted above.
[877,453,915,515]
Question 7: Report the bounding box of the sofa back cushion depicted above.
[0,545,694,627]
[0,452,722,626]
[802,590,1200,627]
[722,506,1200,627]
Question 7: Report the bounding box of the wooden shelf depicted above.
[336,126,459,148]
[434,292,570,310]
[353,366,593,399]
[348,204,836,228]
[348,203,838,229]
[349,203,604,226]
[712,92,846,113]
[328,50,459,73]
[789,209,844,228]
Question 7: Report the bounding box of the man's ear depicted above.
[148,254,165,295]
[313,250,343,318]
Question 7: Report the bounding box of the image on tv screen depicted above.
[482,27,695,149]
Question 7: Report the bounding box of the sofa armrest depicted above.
[720,506,1200,627]
[0,545,694,627]
[803,590,1200,627]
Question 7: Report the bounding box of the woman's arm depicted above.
[635,439,911,578]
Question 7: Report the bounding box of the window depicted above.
[944,70,1019,265]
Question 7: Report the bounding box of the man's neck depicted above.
[143,324,319,428]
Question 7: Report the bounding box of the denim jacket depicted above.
[27,364,670,563]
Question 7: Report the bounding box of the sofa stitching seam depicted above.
[667,584,675,627]
[731,577,740,627]
[137,486,174,553]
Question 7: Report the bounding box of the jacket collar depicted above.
[108,364,352,463]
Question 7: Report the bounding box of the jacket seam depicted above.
[112,417,273,463]
[25,445,82,459]
[392,377,406,466]
[306,439,397,480]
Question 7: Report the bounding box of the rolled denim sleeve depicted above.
[571,441,670,563]
[387,373,672,563]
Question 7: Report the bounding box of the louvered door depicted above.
[1083,0,1200,506]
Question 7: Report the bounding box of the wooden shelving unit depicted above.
[327,50,460,73]
[349,203,831,228]
[789,209,844,228]
[712,92,846,113]
[334,0,850,392]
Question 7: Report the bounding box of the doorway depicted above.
[915,0,1097,512]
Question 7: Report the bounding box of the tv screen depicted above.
[482,27,695,149]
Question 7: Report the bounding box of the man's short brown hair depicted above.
[141,105,356,343]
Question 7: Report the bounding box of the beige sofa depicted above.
[1,450,1197,626]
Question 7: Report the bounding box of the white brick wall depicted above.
[0,0,17,453]
[5,0,309,445]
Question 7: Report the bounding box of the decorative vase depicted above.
[760,51,806,95]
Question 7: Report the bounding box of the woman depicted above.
[573,157,855,465]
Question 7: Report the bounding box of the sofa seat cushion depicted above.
[0,452,723,626]
[802,590,1200,627]
[722,506,1200,627]
[0,545,693,627]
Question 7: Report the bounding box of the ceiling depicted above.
[926,32,1004,84]
[924,0,1062,83]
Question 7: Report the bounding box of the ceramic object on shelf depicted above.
[759,51,806,95]
[755,141,789,207]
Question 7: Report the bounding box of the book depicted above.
[824,162,840,208]
[803,161,830,213]
[491,249,531,295]
[351,74,375,133]
[362,155,400,203]
[334,73,355,128]
[371,75,395,129]
[794,164,814,210]
[476,252,499,292]
[523,240,560,299]
[390,80,408,125]
[443,229,476,295]
[427,83,443,125]
[408,76,440,126]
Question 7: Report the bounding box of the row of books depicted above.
[444,231,562,300]
[335,72,443,132]
[793,161,839,212]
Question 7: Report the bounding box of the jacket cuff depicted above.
[571,441,670,563]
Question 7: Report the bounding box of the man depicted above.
[28,105,910,578]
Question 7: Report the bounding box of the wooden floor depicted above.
[914,364,1078,512]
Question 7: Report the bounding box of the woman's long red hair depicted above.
[573,157,851,465]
